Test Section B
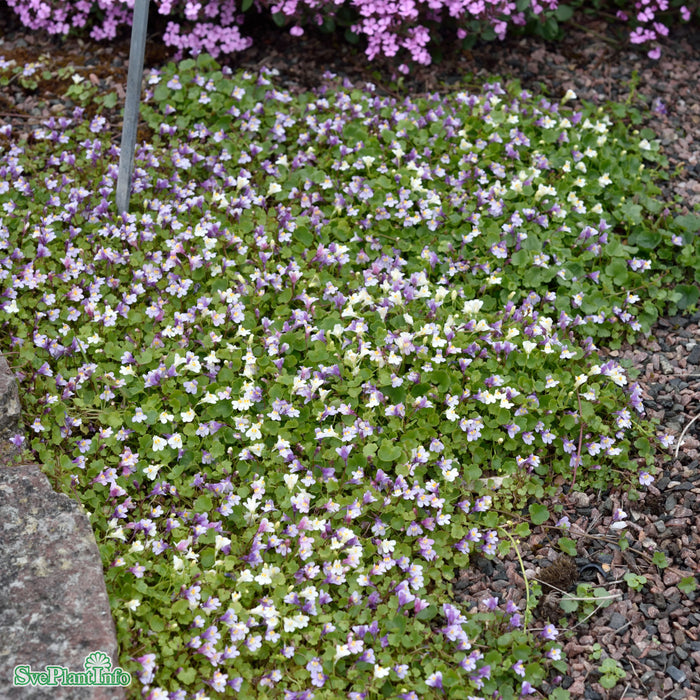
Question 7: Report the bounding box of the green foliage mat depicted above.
[0,53,698,699]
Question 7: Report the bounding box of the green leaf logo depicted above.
[84,651,111,670]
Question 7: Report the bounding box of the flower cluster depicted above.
[4,0,698,64]
[1,58,696,699]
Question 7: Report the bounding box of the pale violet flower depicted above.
[658,433,675,448]
[610,507,628,530]
[639,471,654,486]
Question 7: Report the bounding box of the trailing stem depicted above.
[497,525,533,626]
[571,387,585,490]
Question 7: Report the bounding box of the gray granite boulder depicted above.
[0,352,21,440]
[0,464,127,700]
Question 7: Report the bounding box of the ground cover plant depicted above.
[1,53,699,699]
[3,0,699,67]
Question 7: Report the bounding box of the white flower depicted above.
[522,341,537,355]
[462,299,483,316]
[143,463,161,480]
[605,366,627,387]
[254,564,280,585]
[283,614,309,632]
[151,436,167,452]
[300,586,318,600]
[377,539,396,555]
[334,644,351,661]
[245,422,262,441]
[184,356,201,372]
[167,433,183,449]
[215,535,231,553]
[108,526,126,541]
[244,496,260,513]
[125,599,141,611]
[200,392,218,404]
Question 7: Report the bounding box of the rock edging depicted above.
[0,353,126,700]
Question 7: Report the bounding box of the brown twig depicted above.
[571,24,621,49]
[674,412,700,460]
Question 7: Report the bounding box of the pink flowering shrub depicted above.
[575,0,699,60]
[3,0,698,64]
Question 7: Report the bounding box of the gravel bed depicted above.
[1,8,699,699]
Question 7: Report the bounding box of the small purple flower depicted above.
[612,507,627,522]
[508,613,523,628]
[395,581,415,608]
[413,597,430,614]
[483,596,499,612]
[425,671,442,689]
[77,438,92,453]
[473,495,492,512]
[521,680,536,695]
[541,623,559,641]
[335,444,353,465]
[504,422,520,438]
[639,471,654,486]
[546,646,562,661]
[512,660,526,677]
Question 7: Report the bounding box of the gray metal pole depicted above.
[116,0,150,214]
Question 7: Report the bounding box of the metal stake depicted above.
[116,0,150,214]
